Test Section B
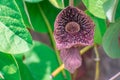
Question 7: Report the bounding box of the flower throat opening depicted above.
[65,22,80,34]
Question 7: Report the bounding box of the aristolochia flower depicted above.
[54,6,95,73]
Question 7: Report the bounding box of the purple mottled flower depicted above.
[54,6,95,73]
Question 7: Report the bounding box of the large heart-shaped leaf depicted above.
[0,0,32,54]
[82,0,106,19]
[23,41,71,80]
[103,19,120,58]
[25,0,60,33]
[86,11,107,44]
[103,0,120,22]
[0,52,20,80]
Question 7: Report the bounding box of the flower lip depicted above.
[60,47,82,73]
[65,21,80,34]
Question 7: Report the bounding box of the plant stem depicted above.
[80,45,94,55]
[109,72,120,80]
[69,0,74,6]
[38,4,66,78]
[22,0,34,30]
[94,44,100,80]
[50,64,65,79]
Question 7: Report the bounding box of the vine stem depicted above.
[94,44,100,80]
[109,72,120,80]
[80,45,94,55]
[22,0,34,30]
[37,4,66,78]
[69,0,74,6]
[50,45,94,78]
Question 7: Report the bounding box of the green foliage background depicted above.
[0,0,120,80]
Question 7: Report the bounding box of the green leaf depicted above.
[49,0,64,9]
[16,59,34,80]
[25,0,43,3]
[0,22,32,54]
[0,0,32,29]
[23,41,71,80]
[103,0,120,22]
[0,0,32,54]
[86,11,107,44]
[103,19,120,58]
[0,52,20,80]
[82,0,106,19]
[25,0,60,33]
